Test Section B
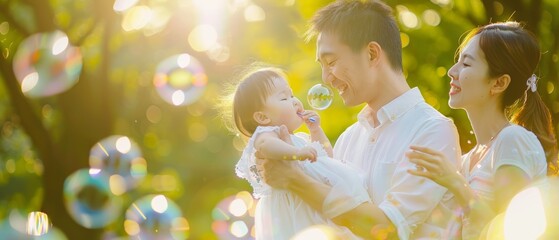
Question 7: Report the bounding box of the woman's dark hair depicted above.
[460,21,558,174]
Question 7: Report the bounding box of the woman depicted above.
[406,21,557,239]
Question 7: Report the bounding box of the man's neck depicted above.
[366,72,410,126]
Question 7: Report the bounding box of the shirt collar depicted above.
[357,87,425,129]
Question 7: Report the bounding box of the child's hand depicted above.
[298,110,320,129]
[296,146,317,162]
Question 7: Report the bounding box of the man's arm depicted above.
[261,159,393,237]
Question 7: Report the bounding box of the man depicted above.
[259,1,461,239]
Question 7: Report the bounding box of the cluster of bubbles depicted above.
[12,30,83,98]
[153,53,208,106]
[211,191,256,239]
[60,135,188,238]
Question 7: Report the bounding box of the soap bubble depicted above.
[124,194,188,239]
[63,169,122,228]
[212,191,256,239]
[12,30,82,97]
[153,53,207,106]
[307,84,333,110]
[89,135,147,192]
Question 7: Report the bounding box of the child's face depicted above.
[260,77,304,132]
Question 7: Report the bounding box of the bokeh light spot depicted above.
[244,4,265,22]
[113,0,139,12]
[146,105,162,124]
[0,22,9,35]
[151,195,169,214]
[26,211,50,236]
[228,198,248,217]
[547,81,554,94]
[188,24,218,52]
[230,221,249,237]
[109,174,127,196]
[397,6,419,29]
[436,66,447,77]
[122,6,153,31]
[422,9,441,26]
[401,33,410,48]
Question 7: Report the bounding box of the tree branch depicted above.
[0,54,56,167]
[75,20,98,46]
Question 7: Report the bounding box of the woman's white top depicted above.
[459,124,547,238]
[236,126,371,240]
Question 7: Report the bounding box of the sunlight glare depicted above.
[151,195,169,214]
[21,72,39,93]
[113,0,139,12]
[51,35,69,55]
[504,187,546,240]
[122,6,153,31]
[116,136,132,154]
[291,225,339,240]
[172,90,185,105]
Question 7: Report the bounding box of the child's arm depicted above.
[254,131,317,161]
[299,111,333,158]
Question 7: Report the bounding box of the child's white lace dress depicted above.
[236,126,371,239]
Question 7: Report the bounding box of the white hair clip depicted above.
[526,74,537,92]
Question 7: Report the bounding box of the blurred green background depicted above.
[0,0,557,239]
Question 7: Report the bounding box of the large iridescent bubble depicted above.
[307,84,333,110]
[211,191,256,239]
[12,30,82,98]
[63,169,122,229]
[89,135,147,192]
[153,53,207,106]
[124,194,189,239]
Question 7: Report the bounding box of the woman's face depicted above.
[447,35,494,110]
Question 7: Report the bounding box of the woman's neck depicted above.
[466,104,509,145]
